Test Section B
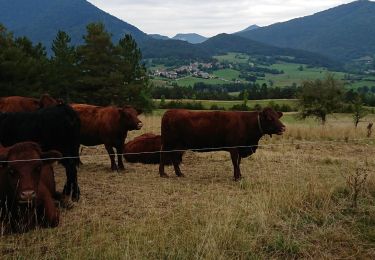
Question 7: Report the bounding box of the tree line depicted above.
[0,23,153,111]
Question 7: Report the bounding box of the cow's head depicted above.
[259,108,286,136]
[0,142,61,203]
[39,94,60,109]
[121,105,143,131]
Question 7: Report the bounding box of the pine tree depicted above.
[77,22,116,105]
[114,34,153,111]
[49,30,78,101]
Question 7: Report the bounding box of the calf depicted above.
[0,104,81,201]
[124,133,175,165]
[72,104,143,171]
[159,108,285,180]
[0,142,61,233]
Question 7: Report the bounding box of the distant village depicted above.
[152,62,234,80]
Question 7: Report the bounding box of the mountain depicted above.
[237,0,375,61]
[0,0,148,48]
[0,0,342,67]
[237,24,260,33]
[198,34,340,68]
[139,38,210,60]
[149,34,170,40]
[172,33,207,44]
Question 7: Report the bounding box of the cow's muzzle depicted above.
[18,190,36,203]
[277,126,286,135]
[137,122,143,130]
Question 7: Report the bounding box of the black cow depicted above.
[0,104,81,201]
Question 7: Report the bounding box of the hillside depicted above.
[0,0,344,67]
[0,0,148,48]
[198,34,341,69]
[237,0,375,61]
[172,33,207,44]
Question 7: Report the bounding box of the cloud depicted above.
[88,0,354,37]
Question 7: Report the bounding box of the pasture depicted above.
[1,112,374,259]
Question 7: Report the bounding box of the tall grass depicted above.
[1,113,374,259]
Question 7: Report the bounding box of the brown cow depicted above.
[0,142,61,233]
[0,94,60,112]
[159,108,285,180]
[71,104,143,171]
[124,133,175,165]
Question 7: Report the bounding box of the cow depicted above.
[123,133,175,165]
[0,142,61,233]
[0,94,60,112]
[71,104,143,171]
[159,108,286,180]
[0,104,81,201]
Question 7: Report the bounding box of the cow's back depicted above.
[124,133,164,164]
[72,104,122,145]
[0,104,80,157]
[161,109,255,150]
[0,96,39,112]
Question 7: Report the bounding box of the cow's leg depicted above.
[66,159,80,202]
[62,159,72,198]
[38,185,59,227]
[230,150,241,181]
[115,144,125,171]
[173,152,184,177]
[105,144,117,171]
[159,145,169,178]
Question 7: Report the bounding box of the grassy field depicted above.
[156,99,298,110]
[1,112,375,259]
[176,76,227,87]
[212,69,241,81]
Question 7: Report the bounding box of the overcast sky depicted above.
[88,0,355,37]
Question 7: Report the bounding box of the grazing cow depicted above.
[71,104,143,171]
[0,94,60,112]
[159,108,286,180]
[0,104,81,201]
[124,133,175,165]
[0,142,61,233]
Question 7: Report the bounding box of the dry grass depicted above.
[1,113,375,259]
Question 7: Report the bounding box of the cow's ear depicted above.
[262,108,273,121]
[277,111,283,118]
[41,150,62,164]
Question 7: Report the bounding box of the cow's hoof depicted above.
[177,173,185,177]
[233,176,243,182]
[60,196,74,209]
[160,173,169,178]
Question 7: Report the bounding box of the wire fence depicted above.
[1,137,374,163]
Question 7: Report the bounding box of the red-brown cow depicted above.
[71,104,143,171]
[0,94,60,112]
[124,133,175,165]
[0,142,61,233]
[159,108,285,180]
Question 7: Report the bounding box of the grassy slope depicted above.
[1,113,374,259]
[151,52,375,89]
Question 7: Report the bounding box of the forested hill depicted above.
[0,0,342,68]
[0,0,148,48]
[237,0,375,61]
[198,34,341,69]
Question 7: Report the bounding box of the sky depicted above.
[88,0,355,37]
